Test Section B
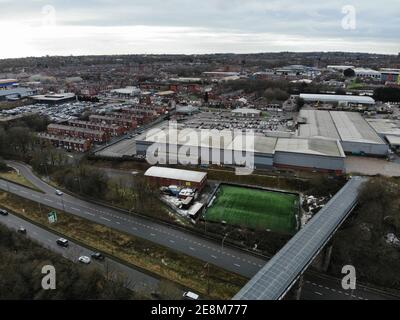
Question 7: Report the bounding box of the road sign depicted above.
[48,211,57,224]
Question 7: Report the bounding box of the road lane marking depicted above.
[315,292,323,296]
[100,217,111,222]
[234,263,241,268]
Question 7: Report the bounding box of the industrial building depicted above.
[144,166,207,191]
[299,94,375,106]
[0,79,18,88]
[47,123,107,142]
[298,110,388,156]
[274,138,345,174]
[0,88,35,101]
[135,126,346,173]
[31,93,76,104]
[353,68,382,81]
[380,68,400,84]
[38,133,92,152]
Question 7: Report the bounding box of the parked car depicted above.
[56,238,69,247]
[182,291,199,300]
[55,190,63,196]
[78,256,91,264]
[18,227,27,234]
[0,209,8,216]
[91,252,105,261]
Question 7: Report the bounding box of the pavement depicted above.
[2,160,399,300]
[0,211,160,295]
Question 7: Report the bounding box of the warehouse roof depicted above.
[138,127,277,155]
[386,135,400,146]
[298,110,340,140]
[145,166,207,183]
[0,88,34,98]
[275,138,345,157]
[228,135,277,155]
[330,112,385,144]
[31,92,75,101]
[300,93,375,105]
[366,118,400,137]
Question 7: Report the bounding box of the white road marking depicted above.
[315,292,323,296]
[100,217,111,222]
[234,263,241,268]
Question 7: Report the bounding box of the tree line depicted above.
[0,224,134,299]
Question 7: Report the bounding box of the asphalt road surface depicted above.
[0,211,160,294]
[1,161,399,300]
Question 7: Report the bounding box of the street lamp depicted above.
[222,231,233,251]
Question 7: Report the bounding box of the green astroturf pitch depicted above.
[205,185,298,233]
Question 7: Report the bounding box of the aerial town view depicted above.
[0,0,399,315]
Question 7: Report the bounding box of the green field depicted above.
[205,185,298,234]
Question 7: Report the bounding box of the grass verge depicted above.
[0,170,40,191]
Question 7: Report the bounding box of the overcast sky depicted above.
[0,0,399,58]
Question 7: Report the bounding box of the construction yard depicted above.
[204,184,299,234]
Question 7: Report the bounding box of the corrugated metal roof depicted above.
[234,177,366,300]
[330,112,385,144]
[299,110,340,140]
[275,138,345,157]
[144,166,207,183]
[300,94,375,105]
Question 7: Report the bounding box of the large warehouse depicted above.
[274,138,345,174]
[298,110,388,156]
[136,126,277,167]
[299,94,375,105]
[136,126,346,173]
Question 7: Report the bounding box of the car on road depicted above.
[91,252,105,261]
[0,209,9,216]
[55,190,63,196]
[78,256,91,264]
[18,227,27,234]
[56,238,69,247]
[182,291,199,300]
